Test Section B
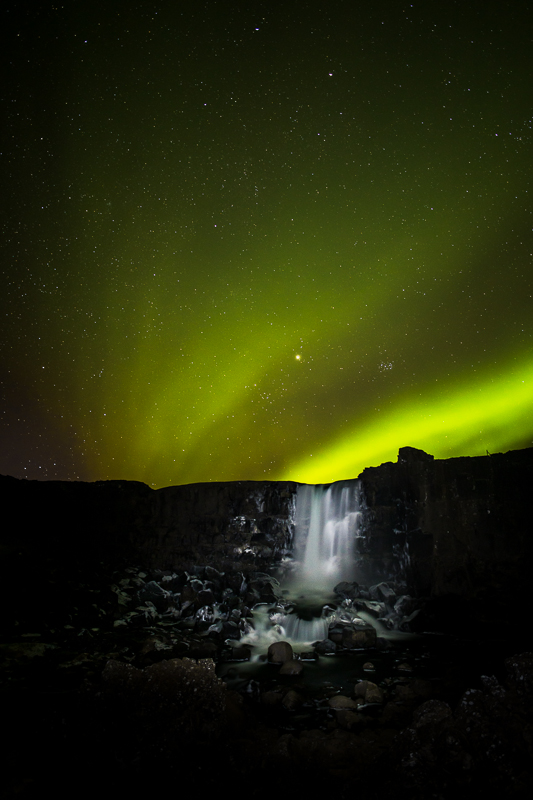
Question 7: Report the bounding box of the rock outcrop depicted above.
[2,444,533,630]
[0,475,296,627]
[357,445,533,629]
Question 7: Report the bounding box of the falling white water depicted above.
[234,480,362,651]
[292,481,361,590]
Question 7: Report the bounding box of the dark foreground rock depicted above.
[6,652,531,799]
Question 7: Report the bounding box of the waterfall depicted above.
[292,480,361,591]
[241,480,362,649]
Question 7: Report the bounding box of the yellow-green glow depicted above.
[281,355,533,483]
[2,3,532,485]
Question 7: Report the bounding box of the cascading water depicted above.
[278,480,362,643]
[239,479,362,652]
[292,481,361,589]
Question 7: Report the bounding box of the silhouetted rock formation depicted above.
[358,445,533,630]
[2,445,533,631]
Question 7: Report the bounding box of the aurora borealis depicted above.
[2,1,532,487]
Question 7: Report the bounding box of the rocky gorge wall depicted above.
[357,445,533,627]
[0,474,298,625]
[2,444,533,627]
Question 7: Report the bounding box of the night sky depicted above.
[2,1,532,487]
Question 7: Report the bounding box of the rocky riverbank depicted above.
[3,561,533,798]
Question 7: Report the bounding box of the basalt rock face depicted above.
[0,474,297,626]
[141,480,297,571]
[357,446,533,625]
[0,475,297,571]
[2,445,533,629]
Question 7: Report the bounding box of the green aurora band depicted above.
[2,1,532,486]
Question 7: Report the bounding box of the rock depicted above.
[328,695,359,709]
[335,709,366,731]
[137,580,170,611]
[197,588,215,605]
[279,659,304,676]
[412,698,453,737]
[188,640,218,659]
[342,624,376,648]
[399,608,421,631]
[226,646,252,662]
[327,624,345,644]
[370,582,396,605]
[356,600,386,617]
[354,680,384,704]
[281,689,304,710]
[267,640,293,663]
[396,661,413,673]
[261,690,284,706]
[205,565,223,583]
[334,581,359,600]
[381,700,414,728]
[393,678,433,704]
[358,446,533,632]
[221,619,242,639]
[101,656,227,747]
[299,650,317,662]
[394,594,415,616]
[315,639,337,655]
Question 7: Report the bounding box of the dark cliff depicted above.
[2,445,533,628]
[0,475,297,625]
[358,445,533,626]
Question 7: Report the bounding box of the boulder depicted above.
[279,659,304,676]
[342,624,376,648]
[328,695,359,709]
[267,640,293,664]
[354,680,384,704]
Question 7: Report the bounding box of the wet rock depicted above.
[299,651,317,662]
[137,580,171,612]
[412,698,453,736]
[334,581,359,600]
[327,624,344,644]
[342,624,376,648]
[328,695,359,709]
[399,608,421,631]
[279,659,304,676]
[356,600,386,617]
[262,689,284,706]
[197,588,215,605]
[394,594,415,616]
[188,640,219,660]
[335,709,366,731]
[354,680,384,704]
[393,678,433,704]
[226,646,252,662]
[268,640,293,664]
[205,565,223,584]
[370,582,396,605]
[381,700,415,728]
[221,620,242,639]
[282,689,304,710]
[315,639,337,655]
[396,661,413,673]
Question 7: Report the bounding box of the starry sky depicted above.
[1,0,532,487]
